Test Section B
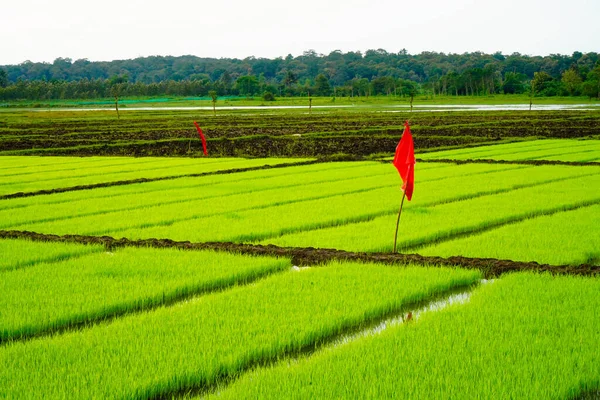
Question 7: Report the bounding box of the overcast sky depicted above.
[1,0,598,65]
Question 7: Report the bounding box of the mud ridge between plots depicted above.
[0,159,329,200]
[1,230,597,278]
[418,158,600,167]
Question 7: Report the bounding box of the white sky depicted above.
[1,0,598,65]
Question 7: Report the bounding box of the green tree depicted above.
[235,75,259,97]
[208,90,218,115]
[531,72,552,95]
[561,69,582,96]
[283,70,297,93]
[581,65,600,99]
[314,74,331,96]
[109,74,128,119]
[262,91,275,101]
[0,69,7,88]
[502,72,527,94]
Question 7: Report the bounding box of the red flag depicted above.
[193,121,208,156]
[392,121,415,201]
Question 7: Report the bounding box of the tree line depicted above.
[1,50,599,101]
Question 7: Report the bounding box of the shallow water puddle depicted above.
[333,279,494,347]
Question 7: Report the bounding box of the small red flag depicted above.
[392,121,415,201]
[193,121,208,156]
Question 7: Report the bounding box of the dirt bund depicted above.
[1,230,597,279]
[2,135,486,158]
[419,158,600,167]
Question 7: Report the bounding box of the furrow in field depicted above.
[202,273,600,399]
[0,262,480,399]
[0,243,289,343]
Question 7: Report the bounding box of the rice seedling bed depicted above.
[261,169,600,264]
[10,164,532,240]
[0,156,310,196]
[0,241,289,342]
[419,203,600,265]
[0,238,102,272]
[204,273,600,399]
[421,139,600,162]
[0,160,361,212]
[0,261,480,399]
[0,162,388,229]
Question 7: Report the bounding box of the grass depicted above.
[0,244,289,341]
[2,94,598,109]
[204,272,600,399]
[0,262,480,399]
[418,203,600,265]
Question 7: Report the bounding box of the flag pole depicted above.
[393,190,407,253]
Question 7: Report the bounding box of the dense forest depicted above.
[1,50,599,101]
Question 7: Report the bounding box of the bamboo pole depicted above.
[393,191,407,253]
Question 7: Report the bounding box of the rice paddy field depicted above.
[0,107,599,399]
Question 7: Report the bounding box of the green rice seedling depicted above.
[418,139,564,160]
[103,166,515,242]
[421,139,600,162]
[0,161,366,212]
[419,203,600,265]
[0,262,480,399]
[0,246,289,341]
[0,162,389,229]
[0,156,310,195]
[84,165,597,244]
[0,238,103,272]
[262,170,600,256]
[5,162,492,237]
[204,273,600,399]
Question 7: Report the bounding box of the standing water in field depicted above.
[332,280,494,347]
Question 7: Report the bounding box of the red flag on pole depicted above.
[193,121,208,156]
[392,121,415,200]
